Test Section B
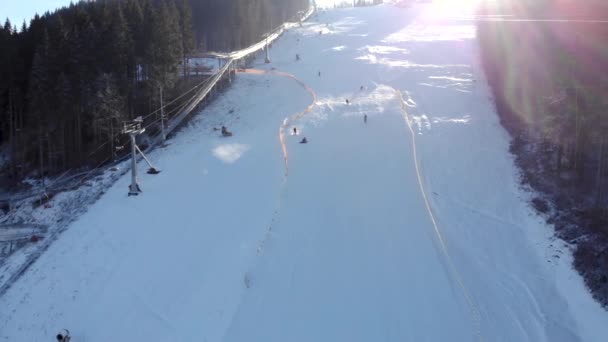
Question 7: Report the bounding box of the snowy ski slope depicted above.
[1,2,607,341]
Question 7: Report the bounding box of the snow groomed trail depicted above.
[395,88,483,340]
[237,68,318,176]
[239,69,484,340]
[2,2,608,342]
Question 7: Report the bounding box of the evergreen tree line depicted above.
[477,0,608,306]
[0,0,310,186]
[189,0,310,51]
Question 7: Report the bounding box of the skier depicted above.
[318,71,321,77]
[296,54,300,61]
[300,137,308,144]
[345,99,350,105]
[360,85,364,91]
[221,126,233,137]
[56,329,71,342]
[293,127,298,135]
[364,114,368,123]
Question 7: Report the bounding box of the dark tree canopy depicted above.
[189,0,310,51]
[0,0,311,185]
[477,0,608,306]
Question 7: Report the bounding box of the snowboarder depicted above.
[293,127,298,135]
[300,137,308,144]
[56,329,71,342]
[364,114,368,123]
[221,126,233,137]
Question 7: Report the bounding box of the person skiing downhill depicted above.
[364,114,368,123]
[293,127,298,135]
[56,329,71,342]
[221,126,233,137]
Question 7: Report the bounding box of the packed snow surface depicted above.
[1,3,607,341]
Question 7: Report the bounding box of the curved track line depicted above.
[394,89,484,342]
[234,67,317,257]
[220,69,318,339]
[237,68,317,176]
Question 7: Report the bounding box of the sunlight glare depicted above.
[428,0,482,16]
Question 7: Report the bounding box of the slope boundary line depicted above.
[395,89,484,342]
[219,69,317,340]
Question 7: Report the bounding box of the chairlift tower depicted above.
[123,117,145,196]
[265,42,271,64]
[264,34,271,64]
[265,16,272,64]
[160,85,167,141]
[123,116,161,196]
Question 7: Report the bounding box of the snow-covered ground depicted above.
[1,3,607,341]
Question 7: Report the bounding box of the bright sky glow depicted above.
[433,0,480,10]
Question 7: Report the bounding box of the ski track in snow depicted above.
[1,3,608,342]
[395,88,483,341]
[248,68,484,339]
[219,68,318,335]
[228,67,317,260]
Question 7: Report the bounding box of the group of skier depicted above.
[292,84,368,146]
[214,52,368,147]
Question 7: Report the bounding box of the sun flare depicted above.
[433,0,481,10]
